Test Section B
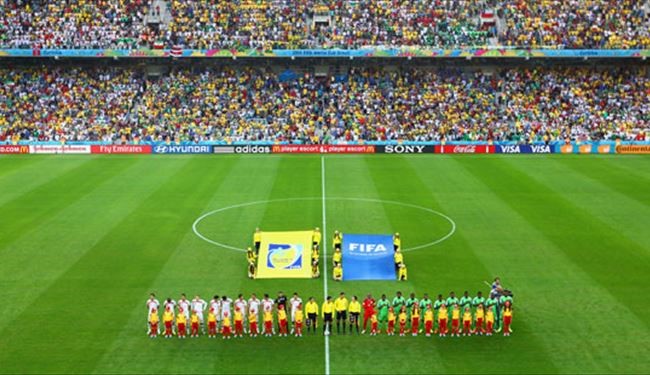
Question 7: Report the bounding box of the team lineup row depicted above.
[145,287,514,339]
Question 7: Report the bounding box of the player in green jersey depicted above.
[472,291,485,310]
[376,294,390,333]
[445,291,459,307]
[459,291,472,311]
[405,293,419,315]
[392,291,406,312]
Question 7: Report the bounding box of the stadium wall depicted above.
[1,142,649,155]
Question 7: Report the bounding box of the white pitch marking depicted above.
[192,197,456,254]
[321,156,330,375]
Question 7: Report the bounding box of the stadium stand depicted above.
[1,0,648,49]
[1,66,647,144]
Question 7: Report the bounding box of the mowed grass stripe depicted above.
[0,156,43,179]
[0,157,236,374]
[0,157,138,250]
[555,156,650,206]
[0,157,190,334]
[508,157,650,256]
[412,156,650,373]
[323,156,449,375]
[365,155,558,375]
[456,156,650,327]
[93,156,321,375]
[0,156,90,207]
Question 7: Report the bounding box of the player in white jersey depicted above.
[248,293,261,317]
[262,294,274,313]
[178,293,191,334]
[191,295,208,329]
[209,295,221,323]
[289,292,302,333]
[234,294,248,332]
[164,297,176,312]
[146,293,160,332]
[289,292,303,323]
[220,295,233,320]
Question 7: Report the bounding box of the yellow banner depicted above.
[256,231,313,279]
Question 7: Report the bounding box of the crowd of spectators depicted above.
[0,67,142,143]
[1,0,648,49]
[499,0,650,49]
[1,65,647,144]
[0,0,152,49]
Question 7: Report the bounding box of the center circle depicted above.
[192,197,456,253]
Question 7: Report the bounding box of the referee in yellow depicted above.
[322,296,334,335]
[305,297,319,334]
[333,230,342,251]
[348,296,361,334]
[253,228,262,254]
[312,228,321,250]
[334,292,349,334]
[393,232,401,252]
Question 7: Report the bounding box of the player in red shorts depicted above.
[502,300,513,336]
[462,307,472,336]
[163,306,174,338]
[485,308,494,336]
[424,305,433,336]
[222,311,232,339]
[387,307,396,335]
[207,308,217,338]
[148,308,159,338]
[176,308,187,338]
[450,304,461,337]
[398,306,407,336]
[234,307,244,337]
[190,312,200,337]
[361,294,375,334]
[278,305,289,337]
[249,310,259,337]
[438,304,448,337]
[294,304,304,337]
[370,313,378,335]
[473,304,485,335]
[411,305,420,336]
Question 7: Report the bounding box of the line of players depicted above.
[144,287,514,339]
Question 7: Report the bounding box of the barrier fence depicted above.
[0,143,649,155]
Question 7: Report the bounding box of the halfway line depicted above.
[321,155,330,375]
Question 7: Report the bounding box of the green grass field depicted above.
[0,154,649,374]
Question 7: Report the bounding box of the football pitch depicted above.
[0,154,649,374]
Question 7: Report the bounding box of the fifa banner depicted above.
[256,231,313,279]
[341,234,395,281]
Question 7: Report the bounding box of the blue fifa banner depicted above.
[342,234,395,281]
[495,144,554,154]
[152,145,213,154]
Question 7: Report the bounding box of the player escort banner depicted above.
[256,231,313,279]
[341,234,395,281]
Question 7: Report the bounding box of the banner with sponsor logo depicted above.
[0,145,30,154]
[29,145,90,154]
[341,234,395,281]
[90,145,152,154]
[376,145,434,154]
[213,145,272,154]
[495,144,555,154]
[434,145,495,154]
[152,145,212,154]
[616,145,650,154]
[255,231,313,279]
[272,145,375,154]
